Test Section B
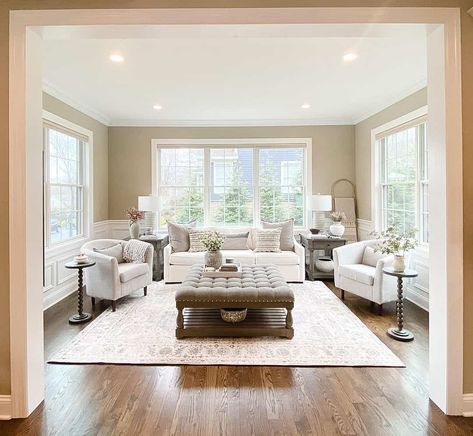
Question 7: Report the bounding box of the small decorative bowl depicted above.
[74,254,89,264]
[309,228,321,235]
[220,308,247,323]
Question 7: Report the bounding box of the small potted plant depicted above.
[200,231,226,269]
[371,225,418,272]
[126,207,144,239]
[329,211,347,237]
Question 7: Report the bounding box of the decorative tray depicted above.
[203,264,242,278]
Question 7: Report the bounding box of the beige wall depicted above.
[108,125,355,219]
[43,93,109,223]
[0,0,472,398]
[355,88,427,221]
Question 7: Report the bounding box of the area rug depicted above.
[49,281,404,367]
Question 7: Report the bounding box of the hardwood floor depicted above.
[1,282,472,435]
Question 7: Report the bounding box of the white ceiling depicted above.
[41,24,427,126]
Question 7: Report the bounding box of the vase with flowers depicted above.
[200,231,226,269]
[126,207,144,239]
[371,226,418,272]
[329,211,346,237]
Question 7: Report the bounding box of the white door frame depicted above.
[9,7,463,417]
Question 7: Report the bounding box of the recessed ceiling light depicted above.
[153,104,163,110]
[301,103,311,109]
[343,52,358,62]
[109,53,124,63]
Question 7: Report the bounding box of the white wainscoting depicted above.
[43,220,121,310]
[357,219,373,241]
[0,395,12,420]
[356,219,429,311]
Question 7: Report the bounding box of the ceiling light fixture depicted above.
[109,53,124,63]
[343,52,358,62]
[301,103,311,109]
[153,104,163,110]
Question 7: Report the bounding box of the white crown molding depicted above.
[109,117,353,127]
[0,395,12,420]
[43,80,111,126]
[352,78,427,125]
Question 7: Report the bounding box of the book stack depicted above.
[219,263,239,272]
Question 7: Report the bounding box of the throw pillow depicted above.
[254,228,282,252]
[262,218,294,251]
[93,243,124,263]
[167,220,196,252]
[221,232,249,250]
[188,229,207,252]
[362,245,384,267]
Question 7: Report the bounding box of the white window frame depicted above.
[43,111,93,256]
[151,138,313,229]
[371,106,428,246]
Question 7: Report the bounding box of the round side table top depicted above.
[383,267,418,278]
[65,260,96,270]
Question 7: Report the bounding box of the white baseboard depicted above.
[406,287,429,312]
[463,393,473,417]
[0,395,12,420]
[43,279,77,310]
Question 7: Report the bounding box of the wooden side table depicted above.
[65,260,96,324]
[383,267,418,342]
[125,233,169,280]
[299,234,347,280]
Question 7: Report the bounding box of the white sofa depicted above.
[81,239,153,311]
[333,240,398,312]
[164,228,305,283]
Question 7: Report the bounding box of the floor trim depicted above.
[463,393,473,417]
[0,396,12,420]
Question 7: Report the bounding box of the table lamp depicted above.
[138,195,159,234]
[308,194,332,234]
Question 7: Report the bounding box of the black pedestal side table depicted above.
[65,260,96,324]
[383,266,418,342]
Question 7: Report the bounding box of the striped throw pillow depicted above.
[188,229,207,252]
[254,228,282,252]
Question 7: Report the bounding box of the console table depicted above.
[125,233,168,281]
[299,234,347,280]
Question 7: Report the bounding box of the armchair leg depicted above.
[378,303,383,316]
[111,300,117,312]
[144,286,148,296]
[91,297,96,306]
[340,289,345,300]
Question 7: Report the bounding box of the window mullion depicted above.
[203,147,210,227]
[254,147,259,227]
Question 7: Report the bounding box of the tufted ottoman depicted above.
[175,264,294,339]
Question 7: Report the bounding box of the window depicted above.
[44,122,89,246]
[156,141,308,228]
[376,118,428,242]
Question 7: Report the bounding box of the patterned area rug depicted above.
[49,281,404,367]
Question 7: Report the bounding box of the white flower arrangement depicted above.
[200,231,225,252]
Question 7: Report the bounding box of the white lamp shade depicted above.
[138,195,159,212]
[309,194,332,211]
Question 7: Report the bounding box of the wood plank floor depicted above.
[1,282,472,435]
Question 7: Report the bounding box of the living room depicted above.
[1,6,471,434]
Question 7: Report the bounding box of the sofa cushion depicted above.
[362,246,384,267]
[338,264,375,286]
[170,249,255,266]
[93,243,123,263]
[167,221,196,252]
[118,263,149,283]
[261,218,294,251]
[255,251,300,265]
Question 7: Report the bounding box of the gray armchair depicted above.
[81,239,153,311]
